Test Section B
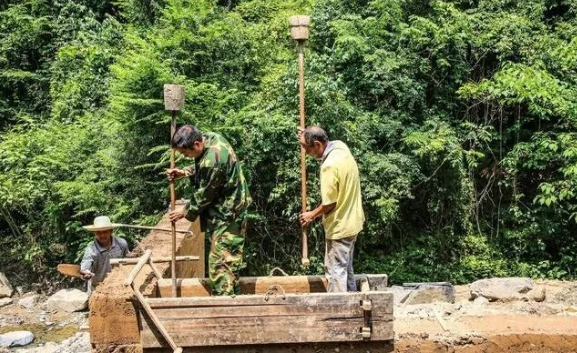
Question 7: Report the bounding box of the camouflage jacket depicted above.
[183,132,250,230]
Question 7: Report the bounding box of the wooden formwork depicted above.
[140,280,393,349]
[89,202,394,352]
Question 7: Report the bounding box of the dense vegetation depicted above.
[1,0,576,287]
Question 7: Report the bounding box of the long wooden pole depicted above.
[115,223,192,234]
[297,41,309,266]
[170,111,177,297]
[110,255,199,265]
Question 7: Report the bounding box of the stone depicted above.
[0,273,13,298]
[404,283,455,305]
[163,84,185,111]
[469,277,536,302]
[17,295,38,309]
[46,289,88,313]
[0,298,12,308]
[0,331,34,347]
[529,286,546,302]
[388,285,412,305]
[473,296,489,305]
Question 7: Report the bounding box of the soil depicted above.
[4,279,577,352]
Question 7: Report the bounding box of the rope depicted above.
[269,267,289,277]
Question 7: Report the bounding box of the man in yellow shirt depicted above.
[299,126,365,292]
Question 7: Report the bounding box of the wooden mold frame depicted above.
[138,273,393,349]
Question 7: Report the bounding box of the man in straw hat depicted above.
[80,216,130,293]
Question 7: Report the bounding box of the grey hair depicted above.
[303,126,329,146]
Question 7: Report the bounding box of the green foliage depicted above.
[2,0,577,287]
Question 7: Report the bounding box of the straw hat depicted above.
[83,216,120,232]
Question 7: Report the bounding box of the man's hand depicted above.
[80,270,94,280]
[168,209,186,222]
[166,168,186,181]
[299,210,316,227]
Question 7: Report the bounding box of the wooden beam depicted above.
[124,250,152,286]
[157,274,388,297]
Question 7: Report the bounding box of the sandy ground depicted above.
[3,280,577,352]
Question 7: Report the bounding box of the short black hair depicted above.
[171,125,203,149]
[303,126,329,146]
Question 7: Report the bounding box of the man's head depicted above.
[300,126,329,159]
[83,216,117,247]
[171,125,205,158]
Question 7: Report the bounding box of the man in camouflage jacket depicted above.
[167,125,250,295]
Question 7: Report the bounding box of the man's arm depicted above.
[299,202,336,227]
[168,166,226,222]
[79,246,96,280]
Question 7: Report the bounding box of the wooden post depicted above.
[164,84,185,297]
[289,15,311,267]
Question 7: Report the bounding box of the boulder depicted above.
[0,331,34,347]
[473,296,489,305]
[46,289,88,313]
[0,273,13,298]
[387,285,412,305]
[17,295,38,309]
[404,282,455,305]
[469,277,542,302]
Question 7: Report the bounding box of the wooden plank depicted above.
[124,249,152,286]
[157,276,327,297]
[140,291,394,347]
[132,286,181,352]
[141,316,371,347]
[157,274,388,297]
[158,274,387,297]
[148,291,362,308]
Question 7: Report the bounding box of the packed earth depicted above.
[1,275,577,352]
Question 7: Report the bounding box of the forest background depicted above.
[1,0,576,289]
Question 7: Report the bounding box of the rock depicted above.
[46,289,88,313]
[17,295,39,309]
[529,286,546,302]
[0,330,34,347]
[473,296,489,305]
[21,341,59,353]
[0,298,12,308]
[15,286,23,296]
[57,332,91,353]
[388,286,413,305]
[404,283,455,305]
[0,273,13,298]
[469,277,534,302]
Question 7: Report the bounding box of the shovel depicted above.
[57,264,84,278]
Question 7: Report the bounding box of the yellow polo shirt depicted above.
[320,141,365,240]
